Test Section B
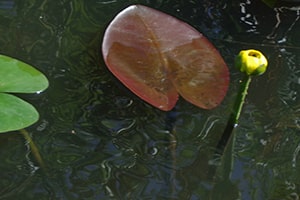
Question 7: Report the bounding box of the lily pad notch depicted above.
[0,55,49,133]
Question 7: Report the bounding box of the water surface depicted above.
[0,0,300,199]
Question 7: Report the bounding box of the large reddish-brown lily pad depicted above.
[102,5,229,111]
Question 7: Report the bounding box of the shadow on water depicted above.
[0,0,300,199]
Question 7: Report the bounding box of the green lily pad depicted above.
[0,55,48,93]
[0,55,49,133]
[0,93,39,133]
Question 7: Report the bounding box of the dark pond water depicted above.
[0,0,300,199]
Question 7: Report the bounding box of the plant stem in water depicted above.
[232,75,252,126]
[20,129,46,169]
[217,75,252,153]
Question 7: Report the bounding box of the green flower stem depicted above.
[213,49,267,184]
[216,49,267,151]
[20,129,46,170]
[232,75,252,126]
[216,75,252,152]
[213,74,252,184]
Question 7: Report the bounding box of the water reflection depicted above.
[0,0,300,199]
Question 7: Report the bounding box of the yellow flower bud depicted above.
[235,49,268,76]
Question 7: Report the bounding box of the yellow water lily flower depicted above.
[235,49,268,75]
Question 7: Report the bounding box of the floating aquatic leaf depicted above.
[0,93,39,133]
[102,5,229,111]
[0,55,48,93]
[0,55,48,133]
